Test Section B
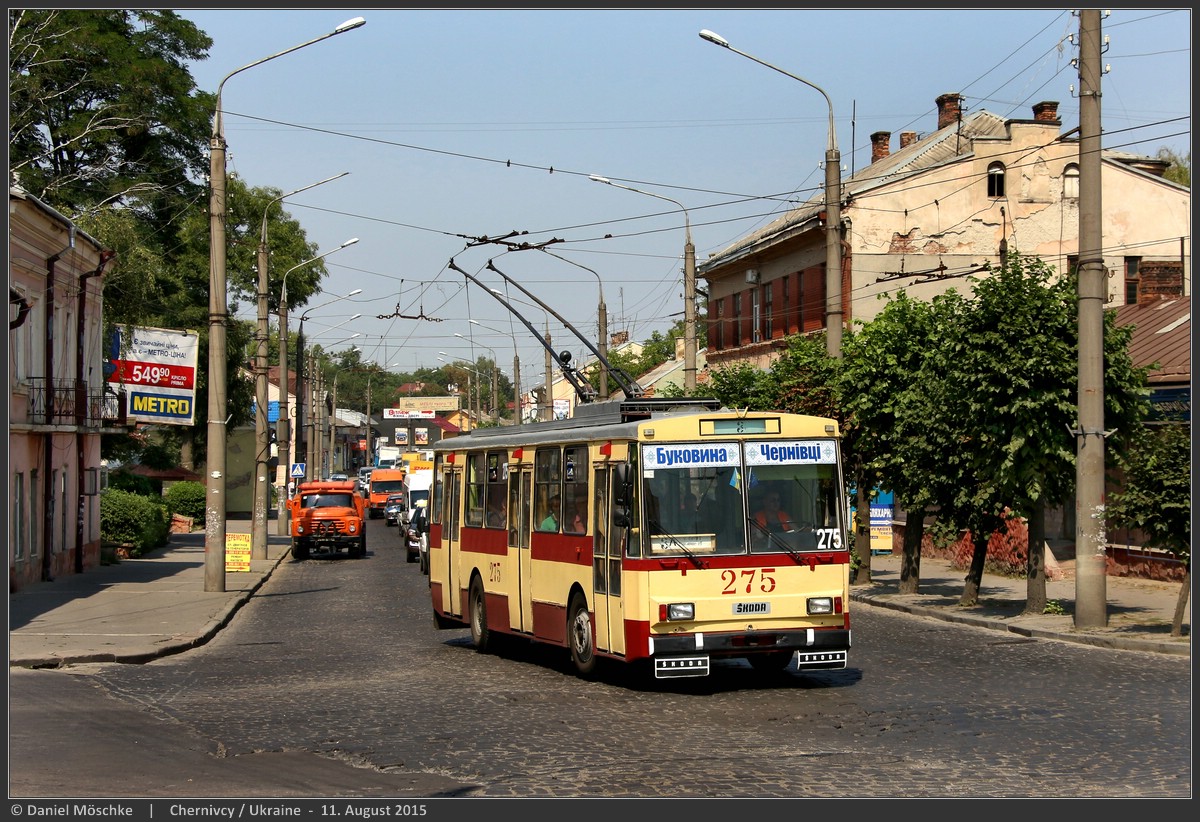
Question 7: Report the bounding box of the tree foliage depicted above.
[9,9,213,217]
[1156,147,1190,188]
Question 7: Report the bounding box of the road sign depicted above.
[291,463,306,478]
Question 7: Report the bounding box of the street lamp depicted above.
[253,172,349,559]
[439,354,484,428]
[454,333,499,420]
[699,28,843,358]
[276,237,359,533]
[470,319,520,426]
[296,297,362,482]
[589,174,696,392]
[207,15,365,591]
[536,250,609,399]
[327,347,362,476]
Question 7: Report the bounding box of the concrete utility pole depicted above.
[1074,9,1108,628]
[544,325,553,421]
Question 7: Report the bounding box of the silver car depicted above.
[383,493,406,527]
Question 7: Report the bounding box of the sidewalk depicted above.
[9,516,292,668]
[854,551,1190,656]
[9,525,1190,668]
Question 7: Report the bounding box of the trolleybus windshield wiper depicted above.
[647,518,704,569]
[747,516,804,563]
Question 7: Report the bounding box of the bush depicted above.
[100,488,171,555]
[164,481,206,521]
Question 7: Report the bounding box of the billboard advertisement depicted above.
[105,325,199,425]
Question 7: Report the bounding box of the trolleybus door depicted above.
[591,466,625,656]
[515,468,533,632]
[442,467,462,617]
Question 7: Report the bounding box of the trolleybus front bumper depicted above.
[649,628,850,678]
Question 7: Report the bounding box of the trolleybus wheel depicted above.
[568,593,597,677]
[469,575,491,653]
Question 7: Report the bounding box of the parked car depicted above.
[384,493,406,526]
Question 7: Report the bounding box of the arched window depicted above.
[987,162,1006,198]
[1063,163,1080,199]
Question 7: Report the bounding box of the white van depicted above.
[401,469,433,569]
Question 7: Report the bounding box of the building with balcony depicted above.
[9,183,123,591]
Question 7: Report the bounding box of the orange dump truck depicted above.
[287,479,368,559]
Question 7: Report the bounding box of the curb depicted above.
[10,550,290,670]
[850,591,1191,657]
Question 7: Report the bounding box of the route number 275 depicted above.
[720,568,776,594]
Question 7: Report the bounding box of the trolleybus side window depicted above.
[535,448,562,531]
[465,453,485,527]
[563,445,588,535]
[485,451,507,529]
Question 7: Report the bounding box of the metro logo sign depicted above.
[106,325,199,425]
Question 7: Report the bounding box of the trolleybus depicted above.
[428,398,851,679]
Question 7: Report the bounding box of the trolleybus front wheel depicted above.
[469,575,491,653]
[568,593,597,677]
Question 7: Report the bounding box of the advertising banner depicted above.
[106,326,199,425]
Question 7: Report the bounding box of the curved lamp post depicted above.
[470,319,520,426]
[536,250,609,399]
[589,174,696,392]
[699,28,842,358]
[206,15,365,591]
[296,298,363,482]
[252,172,349,558]
[454,333,499,420]
[275,237,359,533]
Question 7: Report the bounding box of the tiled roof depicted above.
[700,110,1009,271]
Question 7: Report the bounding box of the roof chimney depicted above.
[899,131,918,149]
[870,131,891,162]
[936,93,963,131]
[1032,100,1060,122]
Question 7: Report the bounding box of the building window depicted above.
[1125,257,1141,305]
[13,472,25,561]
[30,469,38,558]
[762,282,773,339]
[751,288,761,343]
[732,292,742,345]
[987,162,1006,198]
[1064,163,1080,200]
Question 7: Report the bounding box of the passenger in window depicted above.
[539,494,560,531]
[570,496,588,534]
[488,498,507,528]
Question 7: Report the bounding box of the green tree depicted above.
[1107,423,1191,636]
[842,291,954,593]
[1156,147,1190,188]
[9,9,212,217]
[928,252,1148,607]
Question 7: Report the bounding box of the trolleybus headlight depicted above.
[660,603,695,622]
[807,597,834,615]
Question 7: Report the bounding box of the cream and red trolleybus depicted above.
[428,398,851,679]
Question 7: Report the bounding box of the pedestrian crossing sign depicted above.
[291,463,306,478]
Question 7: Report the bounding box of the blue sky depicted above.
[178,8,1192,390]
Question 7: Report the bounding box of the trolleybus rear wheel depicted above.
[568,593,597,677]
[469,575,491,653]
